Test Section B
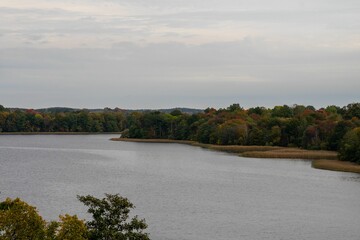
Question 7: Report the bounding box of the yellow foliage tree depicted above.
[0,198,46,240]
[55,214,88,240]
[0,198,88,240]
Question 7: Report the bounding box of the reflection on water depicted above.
[0,135,360,240]
[340,175,360,182]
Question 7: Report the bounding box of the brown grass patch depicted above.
[204,145,283,153]
[242,148,338,160]
[312,160,360,174]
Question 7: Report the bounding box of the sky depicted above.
[0,0,359,109]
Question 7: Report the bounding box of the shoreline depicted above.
[111,138,359,174]
[0,132,122,135]
[312,160,360,174]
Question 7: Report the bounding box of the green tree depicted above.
[247,106,267,116]
[248,127,266,145]
[4,111,27,132]
[292,104,306,116]
[103,113,120,132]
[77,111,93,132]
[173,117,191,140]
[170,109,182,116]
[343,103,360,120]
[268,126,281,146]
[339,127,360,163]
[216,120,248,145]
[77,194,149,240]
[227,103,243,112]
[271,105,293,118]
[197,121,217,144]
[0,112,9,132]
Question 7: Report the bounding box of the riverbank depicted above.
[312,160,360,174]
[111,138,359,174]
[0,132,122,135]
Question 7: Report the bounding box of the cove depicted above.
[0,134,359,240]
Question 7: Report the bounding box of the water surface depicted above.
[0,135,359,240]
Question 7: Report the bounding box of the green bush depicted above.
[339,127,360,163]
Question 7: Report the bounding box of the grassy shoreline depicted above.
[312,160,360,174]
[0,132,122,135]
[111,138,359,174]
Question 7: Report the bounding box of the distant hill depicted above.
[36,107,86,113]
[125,107,203,114]
[34,107,203,114]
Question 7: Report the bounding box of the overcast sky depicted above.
[1,0,359,109]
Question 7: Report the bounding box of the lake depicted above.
[0,134,359,240]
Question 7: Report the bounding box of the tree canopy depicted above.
[78,194,149,240]
[339,127,360,163]
[0,194,149,240]
[0,198,46,240]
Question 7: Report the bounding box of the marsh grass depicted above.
[205,145,283,153]
[312,160,360,173]
[242,149,338,160]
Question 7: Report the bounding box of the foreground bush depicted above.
[0,194,149,240]
[78,194,149,240]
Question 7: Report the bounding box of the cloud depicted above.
[0,40,359,108]
[0,0,359,108]
[1,0,360,48]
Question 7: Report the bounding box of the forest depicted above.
[0,103,359,163]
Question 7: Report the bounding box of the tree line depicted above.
[0,103,359,163]
[0,107,125,133]
[123,103,360,163]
